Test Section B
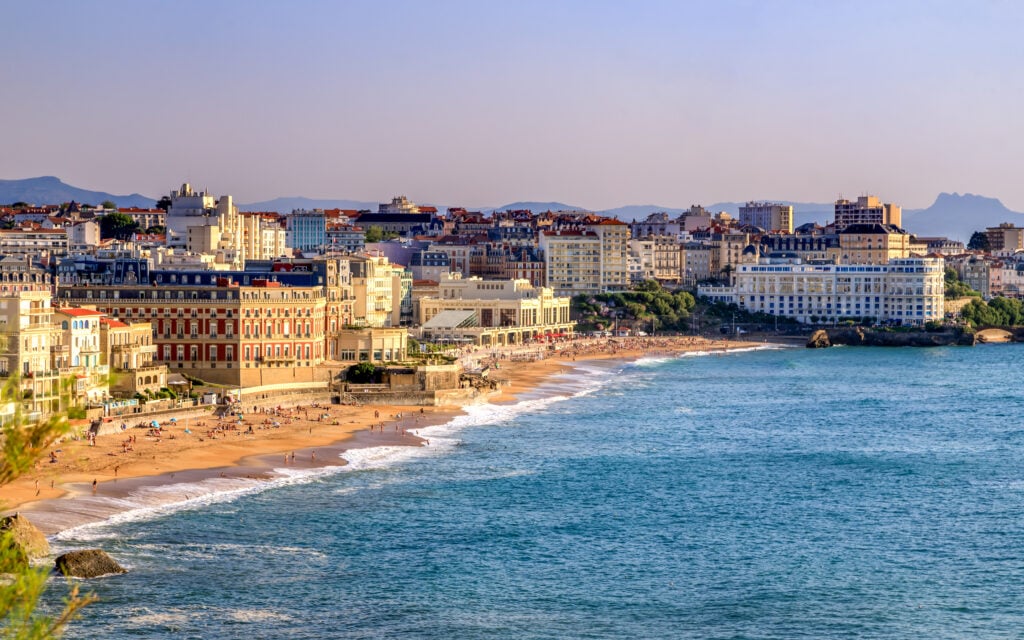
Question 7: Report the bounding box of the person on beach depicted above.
[92,479,97,494]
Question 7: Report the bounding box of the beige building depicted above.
[417,276,574,346]
[335,327,408,362]
[739,202,794,233]
[680,242,713,286]
[834,195,902,231]
[586,219,630,291]
[832,223,911,265]
[538,230,602,295]
[985,223,1024,253]
[349,254,396,327]
[101,318,166,397]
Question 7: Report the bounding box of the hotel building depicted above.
[699,256,945,325]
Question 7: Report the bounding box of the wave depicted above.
[55,361,620,541]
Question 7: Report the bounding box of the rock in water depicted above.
[54,549,126,578]
[0,513,50,568]
[806,329,831,348]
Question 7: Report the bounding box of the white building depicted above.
[699,257,945,326]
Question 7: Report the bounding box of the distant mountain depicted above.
[239,196,379,213]
[0,176,155,208]
[485,201,586,214]
[902,193,1024,241]
[597,205,688,221]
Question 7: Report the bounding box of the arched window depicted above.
[62,321,68,330]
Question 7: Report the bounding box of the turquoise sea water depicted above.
[49,345,1024,638]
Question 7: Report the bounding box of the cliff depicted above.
[806,327,976,348]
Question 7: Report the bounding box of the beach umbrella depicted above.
[150,421,159,428]
[169,418,177,423]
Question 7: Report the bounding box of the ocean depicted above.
[45,344,1024,639]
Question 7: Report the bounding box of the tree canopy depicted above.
[967,231,990,251]
[572,280,696,332]
[944,267,982,300]
[960,297,1024,327]
[98,213,139,240]
[364,226,399,243]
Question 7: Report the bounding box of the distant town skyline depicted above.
[4,1,1023,210]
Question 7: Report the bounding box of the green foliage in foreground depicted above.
[1,376,95,638]
[959,297,1024,328]
[572,280,696,332]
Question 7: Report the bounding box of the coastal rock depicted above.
[0,513,50,569]
[54,549,126,578]
[806,330,831,349]
[807,327,974,348]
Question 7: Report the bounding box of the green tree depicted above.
[154,196,172,212]
[364,226,398,243]
[98,213,139,240]
[347,362,377,383]
[99,200,116,210]
[1,376,94,638]
[967,231,990,251]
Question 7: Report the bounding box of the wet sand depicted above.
[3,336,765,532]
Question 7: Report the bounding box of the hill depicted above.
[239,196,379,213]
[485,201,586,214]
[0,176,155,208]
[901,193,1024,241]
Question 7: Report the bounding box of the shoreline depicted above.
[4,336,773,535]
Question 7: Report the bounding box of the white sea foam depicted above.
[49,355,637,540]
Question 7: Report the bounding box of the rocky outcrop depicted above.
[806,330,831,349]
[0,513,50,569]
[54,549,126,578]
[806,327,976,348]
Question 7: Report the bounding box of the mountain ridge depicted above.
[0,176,155,209]
[3,177,1022,241]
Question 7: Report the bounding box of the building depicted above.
[0,228,69,257]
[165,183,239,251]
[739,202,794,233]
[58,280,327,386]
[100,318,165,397]
[379,196,421,215]
[538,230,602,295]
[417,276,574,346]
[985,223,1024,253]
[286,210,327,253]
[834,195,902,232]
[408,250,451,282]
[698,256,945,326]
[348,254,396,328]
[833,223,911,265]
[325,223,365,253]
[680,242,713,286]
[118,207,166,231]
[586,219,630,291]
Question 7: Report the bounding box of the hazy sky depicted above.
[3,0,1022,209]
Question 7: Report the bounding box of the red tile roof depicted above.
[57,308,105,317]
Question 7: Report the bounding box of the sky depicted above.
[2,0,1023,209]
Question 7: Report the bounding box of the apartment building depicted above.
[833,195,902,231]
[738,202,794,233]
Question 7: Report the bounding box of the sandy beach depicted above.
[2,335,766,528]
